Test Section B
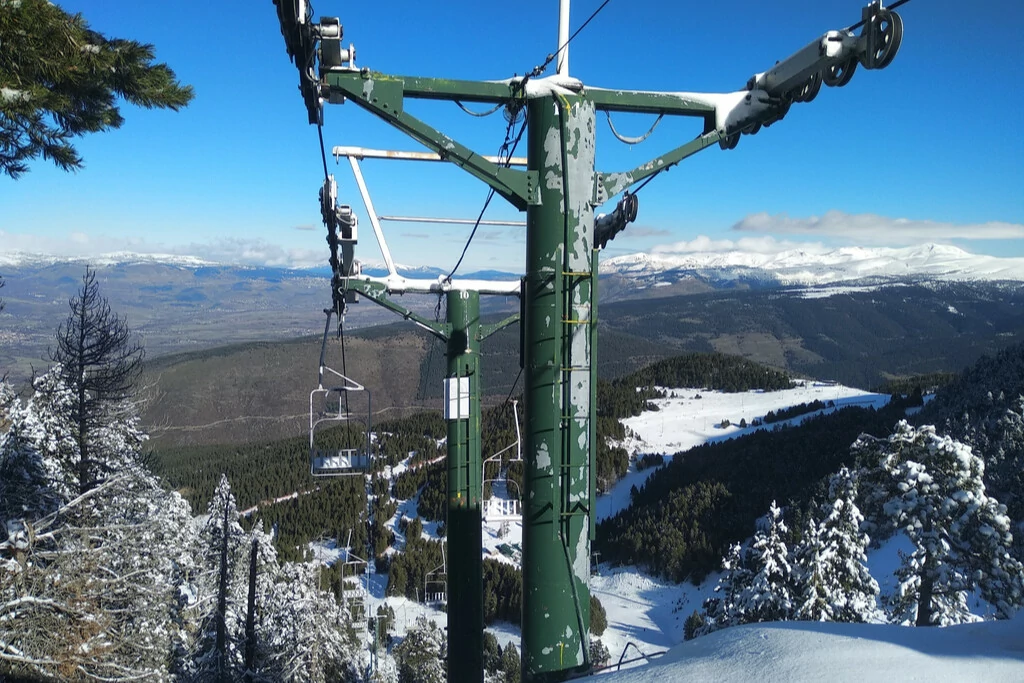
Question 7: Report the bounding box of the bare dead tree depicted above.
[49,266,144,496]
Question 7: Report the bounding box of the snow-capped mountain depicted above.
[600,243,1024,288]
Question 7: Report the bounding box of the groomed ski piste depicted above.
[312,381,1024,679]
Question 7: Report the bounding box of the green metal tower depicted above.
[274,1,906,680]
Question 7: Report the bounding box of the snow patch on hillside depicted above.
[597,383,889,522]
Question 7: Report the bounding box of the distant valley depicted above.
[3,251,1024,447]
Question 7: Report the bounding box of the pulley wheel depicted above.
[823,57,857,87]
[869,9,903,69]
[719,132,740,151]
[623,192,638,223]
[794,71,823,103]
[763,100,791,128]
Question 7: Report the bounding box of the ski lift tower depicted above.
[273,1,906,681]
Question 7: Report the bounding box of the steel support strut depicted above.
[445,289,484,683]
[522,95,596,681]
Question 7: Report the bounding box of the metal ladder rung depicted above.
[562,271,592,277]
[561,319,592,325]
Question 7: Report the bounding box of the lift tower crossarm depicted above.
[324,72,536,209]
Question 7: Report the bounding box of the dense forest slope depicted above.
[599,281,1024,388]
[139,322,671,447]
[136,282,1024,448]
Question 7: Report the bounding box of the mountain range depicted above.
[601,242,1024,290]
[3,242,1024,391]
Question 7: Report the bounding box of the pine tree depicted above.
[0,377,60,520]
[256,557,360,683]
[0,434,196,681]
[697,501,797,636]
[697,541,750,636]
[0,0,193,178]
[742,500,796,623]
[794,468,881,623]
[394,616,446,683]
[49,266,145,497]
[855,421,1024,626]
[189,474,250,680]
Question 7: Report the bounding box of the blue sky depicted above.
[2,0,1022,271]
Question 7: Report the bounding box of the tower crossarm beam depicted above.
[586,87,718,118]
[344,279,451,341]
[324,72,537,210]
[479,313,520,342]
[597,129,721,203]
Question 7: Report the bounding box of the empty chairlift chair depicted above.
[424,543,447,606]
[482,400,523,525]
[310,311,373,477]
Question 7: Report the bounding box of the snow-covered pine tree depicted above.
[0,377,60,520]
[855,421,1024,626]
[0,436,196,681]
[696,541,750,636]
[697,501,797,636]
[741,500,796,623]
[187,474,250,680]
[257,559,361,683]
[49,266,146,498]
[393,616,446,683]
[794,467,881,623]
[5,367,81,506]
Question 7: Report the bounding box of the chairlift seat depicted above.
[483,497,522,523]
[311,448,371,476]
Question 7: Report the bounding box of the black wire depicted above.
[502,366,523,407]
[632,166,669,196]
[446,0,612,280]
[317,123,330,180]
[445,104,528,282]
[846,0,911,31]
[316,121,350,415]
[446,189,497,281]
[531,0,615,78]
[556,0,613,66]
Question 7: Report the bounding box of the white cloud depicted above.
[732,211,1024,244]
[0,230,325,268]
[651,234,829,256]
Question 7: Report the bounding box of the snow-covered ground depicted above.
[603,614,1024,682]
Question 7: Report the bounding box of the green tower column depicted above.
[522,93,596,681]
[445,288,483,683]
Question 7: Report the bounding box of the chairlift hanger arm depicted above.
[324,72,537,210]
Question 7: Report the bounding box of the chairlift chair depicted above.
[424,543,447,606]
[482,400,523,524]
[310,309,373,477]
[339,529,369,624]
